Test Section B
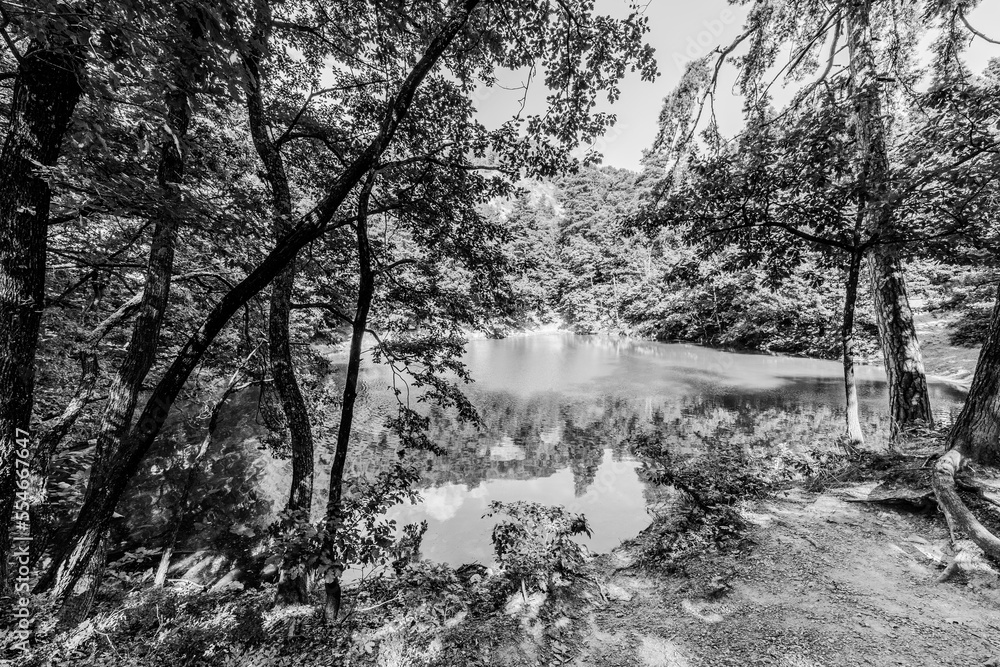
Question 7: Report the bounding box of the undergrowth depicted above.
[626,433,855,570]
[13,559,521,667]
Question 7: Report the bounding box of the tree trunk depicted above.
[842,249,864,447]
[243,18,314,516]
[845,1,932,437]
[270,267,314,511]
[52,64,194,620]
[35,0,481,599]
[868,251,933,433]
[324,176,376,624]
[54,527,109,626]
[947,285,1000,464]
[242,0,315,605]
[0,43,85,592]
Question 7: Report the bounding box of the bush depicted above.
[486,501,592,594]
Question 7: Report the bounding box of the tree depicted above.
[947,287,1000,464]
[921,13,1000,465]
[649,94,875,446]
[644,0,1000,443]
[0,3,87,592]
[52,0,222,624]
[842,0,932,434]
[37,0,657,621]
[652,0,932,436]
[239,0,316,606]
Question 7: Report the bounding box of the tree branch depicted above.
[960,10,1000,45]
[291,302,354,326]
[0,4,22,63]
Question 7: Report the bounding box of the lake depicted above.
[333,334,966,566]
[124,333,968,574]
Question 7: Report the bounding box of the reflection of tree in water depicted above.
[649,391,904,452]
[130,371,965,560]
[340,391,643,495]
[560,409,604,497]
[346,383,932,496]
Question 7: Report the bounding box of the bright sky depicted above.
[475,0,1000,172]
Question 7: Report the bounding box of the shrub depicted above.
[486,501,592,594]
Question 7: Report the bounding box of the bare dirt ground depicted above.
[502,488,1000,667]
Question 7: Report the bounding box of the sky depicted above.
[474,0,1000,172]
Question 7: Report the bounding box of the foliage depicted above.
[268,464,422,587]
[629,432,839,569]
[486,500,592,593]
[7,0,1000,658]
[1,0,660,624]
[15,587,271,667]
[922,264,999,346]
[624,245,879,358]
[491,165,878,359]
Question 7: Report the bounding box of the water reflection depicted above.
[123,334,967,569]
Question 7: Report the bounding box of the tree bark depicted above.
[35,0,481,601]
[324,175,376,624]
[947,285,1000,464]
[51,61,194,619]
[243,0,314,516]
[242,0,315,607]
[842,249,864,447]
[844,1,932,436]
[0,42,85,591]
[931,449,1000,560]
[868,251,932,433]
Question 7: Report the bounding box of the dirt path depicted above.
[511,488,1000,667]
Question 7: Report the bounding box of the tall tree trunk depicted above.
[842,249,864,448]
[51,66,194,620]
[868,251,932,432]
[324,176,376,624]
[35,0,481,599]
[947,285,1000,465]
[844,1,932,436]
[0,42,84,592]
[242,0,315,606]
[242,5,314,515]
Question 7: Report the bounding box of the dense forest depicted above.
[2,0,1000,664]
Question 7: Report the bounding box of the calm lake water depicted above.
[125,334,968,572]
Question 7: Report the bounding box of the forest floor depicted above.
[491,485,1000,667]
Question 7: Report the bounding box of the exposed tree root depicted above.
[931,450,1000,563]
